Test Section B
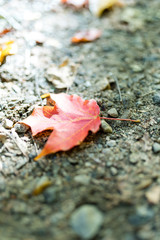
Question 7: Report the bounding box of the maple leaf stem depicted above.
[100,117,140,123]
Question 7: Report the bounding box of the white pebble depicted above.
[3,119,13,129]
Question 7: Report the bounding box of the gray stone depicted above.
[74,175,90,185]
[107,108,118,118]
[153,93,160,105]
[101,120,112,133]
[110,167,118,176]
[129,152,139,164]
[107,101,113,107]
[96,77,110,91]
[43,187,57,203]
[128,205,154,226]
[107,140,116,147]
[70,205,103,239]
[14,123,29,133]
[152,143,160,153]
[106,161,112,167]
[131,64,143,73]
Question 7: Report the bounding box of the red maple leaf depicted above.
[0,28,12,37]
[20,93,140,160]
[21,93,101,160]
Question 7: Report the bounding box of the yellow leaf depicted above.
[0,41,15,65]
[89,0,118,16]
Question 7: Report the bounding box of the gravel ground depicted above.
[0,0,160,239]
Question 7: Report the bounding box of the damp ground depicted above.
[0,0,160,239]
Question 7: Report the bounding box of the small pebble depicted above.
[96,77,110,91]
[43,187,57,203]
[0,112,5,120]
[110,167,118,176]
[14,123,29,133]
[107,108,118,118]
[152,143,160,153]
[74,175,90,185]
[153,93,160,105]
[106,161,112,167]
[107,140,116,147]
[136,101,143,107]
[107,101,113,107]
[70,205,103,239]
[129,152,139,164]
[128,205,154,226]
[101,120,112,133]
[2,119,13,129]
[131,64,143,73]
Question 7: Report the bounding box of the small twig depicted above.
[29,132,38,155]
[35,71,44,106]
[0,126,28,159]
[110,73,123,103]
[66,87,69,94]
[141,90,155,98]
[0,145,5,154]
[101,117,140,123]
[0,9,22,30]
[10,128,28,158]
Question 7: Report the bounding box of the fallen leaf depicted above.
[0,41,15,65]
[71,29,101,43]
[32,176,52,196]
[46,61,78,89]
[89,0,119,16]
[0,28,12,37]
[58,58,69,68]
[20,93,101,159]
[61,0,88,9]
[146,186,160,204]
[20,93,140,160]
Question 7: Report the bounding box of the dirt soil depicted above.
[0,0,160,239]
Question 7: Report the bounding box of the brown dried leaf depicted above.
[46,61,78,89]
